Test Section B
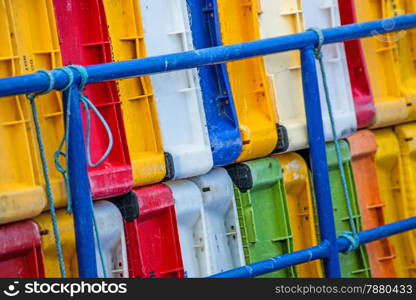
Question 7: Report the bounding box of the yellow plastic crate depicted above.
[216,0,278,162]
[354,0,411,127]
[0,0,45,225]
[374,128,416,277]
[0,0,65,225]
[394,122,416,277]
[34,210,78,277]
[102,0,166,187]
[395,122,416,218]
[272,153,323,278]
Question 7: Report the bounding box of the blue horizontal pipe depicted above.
[0,13,415,97]
[210,217,416,278]
[211,242,330,278]
[337,217,416,253]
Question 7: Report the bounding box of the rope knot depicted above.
[27,69,55,102]
[306,27,325,60]
[341,231,360,254]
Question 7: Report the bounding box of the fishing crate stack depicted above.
[0,0,415,278]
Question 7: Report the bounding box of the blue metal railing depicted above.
[211,217,416,278]
[0,13,416,278]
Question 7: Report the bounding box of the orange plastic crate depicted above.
[347,130,396,277]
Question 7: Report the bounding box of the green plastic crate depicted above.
[326,141,371,278]
[226,157,296,278]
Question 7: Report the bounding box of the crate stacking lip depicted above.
[53,0,133,199]
[139,0,213,180]
[168,168,245,277]
[0,0,66,225]
[326,141,371,278]
[34,201,128,278]
[0,220,45,278]
[373,128,416,277]
[338,0,375,128]
[351,0,416,128]
[258,0,356,152]
[347,130,396,278]
[213,0,279,159]
[272,152,323,278]
[112,185,184,278]
[186,0,243,167]
[226,157,297,278]
[102,0,166,187]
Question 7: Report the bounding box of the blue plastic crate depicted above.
[186,0,242,167]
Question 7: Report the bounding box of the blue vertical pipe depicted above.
[300,47,341,278]
[65,85,98,277]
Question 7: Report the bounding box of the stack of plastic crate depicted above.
[1,0,416,279]
[340,0,416,278]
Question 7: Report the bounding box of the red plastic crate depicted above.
[0,220,45,278]
[53,0,132,199]
[112,185,184,278]
[338,0,375,128]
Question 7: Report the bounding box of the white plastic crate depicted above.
[258,0,356,151]
[301,0,357,142]
[190,168,245,275]
[167,180,210,277]
[94,201,129,278]
[140,0,213,179]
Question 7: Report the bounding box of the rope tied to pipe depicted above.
[27,66,111,277]
[341,231,360,254]
[54,67,74,214]
[26,69,66,277]
[306,28,359,254]
[69,65,113,169]
[55,66,114,198]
